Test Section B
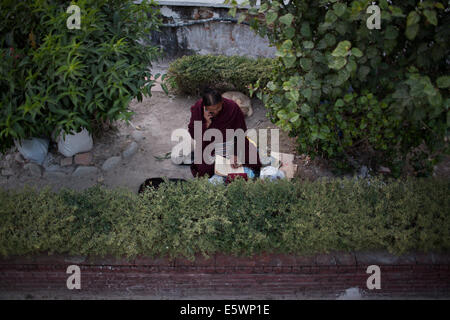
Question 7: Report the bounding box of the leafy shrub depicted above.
[0,177,448,259]
[0,0,163,153]
[166,54,275,95]
[228,0,449,176]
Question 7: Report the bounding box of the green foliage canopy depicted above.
[0,0,163,152]
[228,0,449,176]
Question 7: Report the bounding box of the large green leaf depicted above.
[300,22,311,37]
[288,90,300,102]
[284,27,295,39]
[279,13,294,26]
[428,91,442,107]
[406,11,420,27]
[328,57,347,70]
[335,99,344,107]
[300,103,310,114]
[281,39,293,51]
[266,10,278,24]
[333,3,347,17]
[384,25,399,40]
[351,48,363,58]
[337,69,351,84]
[436,76,450,89]
[325,11,337,23]
[405,24,419,40]
[332,41,351,57]
[423,10,437,26]
[300,58,312,71]
[324,34,336,47]
[301,88,312,101]
[282,53,296,68]
[303,41,314,49]
[358,66,371,80]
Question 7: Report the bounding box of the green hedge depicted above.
[0,177,449,260]
[166,54,275,95]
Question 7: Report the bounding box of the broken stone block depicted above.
[43,171,66,179]
[14,137,49,165]
[14,153,25,164]
[122,142,138,159]
[279,163,298,180]
[358,166,369,179]
[131,130,145,142]
[45,164,62,172]
[23,163,43,177]
[378,166,391,174]
[72,166,98,177]
[0,160,10,169]
[0,175,8,185]
[60,157,73,167]
[102,156,121,171]
[1,168,14,176]
[74,152,93,166]
[222,91,253,117]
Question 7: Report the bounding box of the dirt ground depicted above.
[0,88,331,194]
[0,58,448,194]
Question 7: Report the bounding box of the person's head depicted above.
[202,87,223,117]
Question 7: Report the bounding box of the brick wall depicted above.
[0,251,449,299]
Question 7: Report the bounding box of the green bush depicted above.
[0,177,448,259]
[0,0,163,153]
[228,0,449,176]
[166,54,275,95]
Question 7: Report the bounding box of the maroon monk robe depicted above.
[188,97,262,178]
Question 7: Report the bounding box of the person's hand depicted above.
[230,155,242,169]
[203,107,213,128]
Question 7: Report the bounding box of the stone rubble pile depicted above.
[0,128,142,181]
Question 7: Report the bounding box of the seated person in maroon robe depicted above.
[188,87,261,178]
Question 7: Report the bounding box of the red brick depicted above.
[84,255,135,265]
[292,255,316,266]
[252,266,264,273]
[215,253,257,267]
[334,252,357,266]
[265,254,297,267]
[431,253,450,264]
[0,255,38,264]
[355,251,416,265]
[133,255,175,266]
[233,266,253,274]
[251,254,275,267]
[175,254,214,267]
[60,157,73,166]
[74,152,93,165]
[1,252,450,298]
[316,254,337,266]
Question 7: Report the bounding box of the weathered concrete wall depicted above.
[149,3,276,58]
[175,21,275,57]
